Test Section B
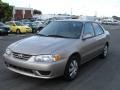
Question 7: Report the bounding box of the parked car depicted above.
[20,19,31,24]
[5,21,32,34]
[32,21,44,33]
[3,20,110,81]
[0,22,10,35]
[22,22,34,31]
[43,19,52,26]
[22,22,33,27]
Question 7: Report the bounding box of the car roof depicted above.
[7,21,20,23]
[54,19,97,23]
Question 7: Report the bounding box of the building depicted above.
[33,14,72,20]
[13,7,33,20]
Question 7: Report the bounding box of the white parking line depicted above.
[17,35,26,37]
[8,34,26,37]
[8,34,16,36]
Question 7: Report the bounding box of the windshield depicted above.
[38,21,83,39]
[24,22,32,26]
[15,22,23,26]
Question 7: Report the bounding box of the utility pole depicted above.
[71,8,72,16]
[28,0,31,8]
[94,11,97,17]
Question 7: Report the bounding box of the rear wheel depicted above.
[100,44,108,58]
[16,29,21,34]
[0,31,1,35]
[64,56,79,81]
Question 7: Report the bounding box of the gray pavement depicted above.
[0,25,120,90]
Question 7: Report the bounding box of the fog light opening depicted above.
[32,70,51,76]
[32,70,41,76]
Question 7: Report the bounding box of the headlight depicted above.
[6,48,12,55]
[34,55,61,63]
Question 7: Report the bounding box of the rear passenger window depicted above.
[83,23,95,39]
[93,23,104,36]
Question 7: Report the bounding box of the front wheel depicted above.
[64,56,79,81]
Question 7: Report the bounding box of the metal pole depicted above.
[71,8,72,16]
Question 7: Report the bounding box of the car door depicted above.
[80,22,98,64]
[92,23,106,54]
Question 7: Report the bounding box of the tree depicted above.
[33,9,42,15]
[0,1,13,22]
[0,1,5,20]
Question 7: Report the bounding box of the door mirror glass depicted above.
[83,33,93,39]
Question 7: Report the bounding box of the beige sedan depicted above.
[4,20,110,81]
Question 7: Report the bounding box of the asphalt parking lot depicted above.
[0,25,120,90]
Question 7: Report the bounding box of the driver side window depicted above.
[83,23,95,39]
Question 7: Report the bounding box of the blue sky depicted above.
[2,0,120,17]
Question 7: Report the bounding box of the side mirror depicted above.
[82,33,93,40]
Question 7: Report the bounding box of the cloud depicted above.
[3,0,120,16]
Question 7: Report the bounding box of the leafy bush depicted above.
[0,0,13,22]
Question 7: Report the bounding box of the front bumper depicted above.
[26,28,32,33]
[3,54,67,79]
[0,31,8,35]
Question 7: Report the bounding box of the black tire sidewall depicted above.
[64,56,79,81]
[16,29,20,34]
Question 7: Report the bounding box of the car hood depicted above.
[0,26,9,29]
[9,36,76,55]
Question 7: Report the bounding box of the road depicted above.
[0,25,120,90]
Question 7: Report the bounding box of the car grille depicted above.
[12,52,32,60]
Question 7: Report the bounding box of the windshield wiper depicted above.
[36,33,48,37]
[47,35,71,38]
[36,34,76,39]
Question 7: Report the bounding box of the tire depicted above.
[100,44,108,58]
[5,32,8,36]
[33,29,37,33]
[16,29,21,34]
[32,29,35,33]
[0,31,1,35]
[64,56,79,81]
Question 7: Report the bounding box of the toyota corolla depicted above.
[3,20,110,81]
